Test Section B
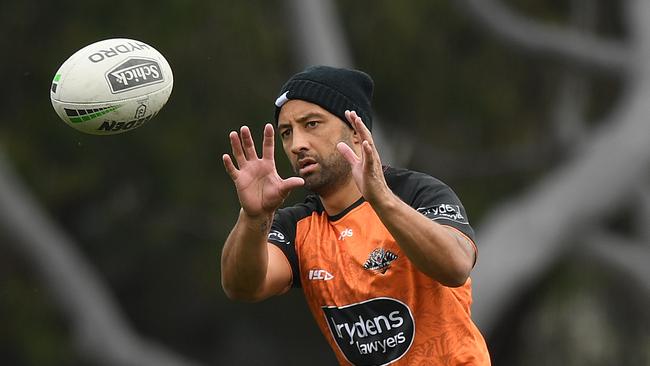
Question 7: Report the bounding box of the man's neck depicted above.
[319,178,363,217]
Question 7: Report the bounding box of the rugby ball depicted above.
[50,38,173,135]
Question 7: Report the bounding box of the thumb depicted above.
[280,176,304,195]
[337,142,359,165]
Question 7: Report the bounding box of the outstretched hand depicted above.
[336,110,389,204]
[223,123,304,219]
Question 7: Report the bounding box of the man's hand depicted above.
[223,123,304,220]
[336,110,390,204]
[337,112,475,286]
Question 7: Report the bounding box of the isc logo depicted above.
[309,269,334,281]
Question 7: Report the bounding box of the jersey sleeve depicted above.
[386,167,476,244]
[268,207,302,288]
[413,184,475,243]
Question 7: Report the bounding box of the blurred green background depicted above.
[2,0,649,365]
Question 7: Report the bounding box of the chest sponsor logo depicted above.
[105,57,164,93]
[308,269,334,281]
[363,248,398,274]
[323,297,414,366]
[416,203,468,224]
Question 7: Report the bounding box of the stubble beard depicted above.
[294,134,354,197]
[301,151,351,197]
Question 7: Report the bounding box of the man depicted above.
[221,65,490,365]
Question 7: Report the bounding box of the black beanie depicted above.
[274,65,374,130]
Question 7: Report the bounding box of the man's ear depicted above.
[350,126,361,144]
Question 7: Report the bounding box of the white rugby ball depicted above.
[50,38,173,135]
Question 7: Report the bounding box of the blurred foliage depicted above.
[0,0,643,365]
[0,266,73,365]
[490,254,650,366]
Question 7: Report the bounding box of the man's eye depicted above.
[306,121,318,128]
[280,129,291,138]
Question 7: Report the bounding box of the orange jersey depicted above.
[269,167,490,365]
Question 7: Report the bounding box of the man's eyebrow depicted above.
[278,112,327,130]
[296,112,326,123]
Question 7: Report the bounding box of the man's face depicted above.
[277,100,356,196]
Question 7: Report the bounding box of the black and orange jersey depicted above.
[268,166,490,365]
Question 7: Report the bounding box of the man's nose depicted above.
[290,129,309,154]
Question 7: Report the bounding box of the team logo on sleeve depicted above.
[363,248,398,274]
[268,229,288,244]
[322,297,415,365]
[416,203,468,224]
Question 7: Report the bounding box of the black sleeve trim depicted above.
[385,166,476,243]
[268,212,301,288]
[268,196,321,288]
[269,236,301,288]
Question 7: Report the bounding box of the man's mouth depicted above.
[297,158,318,175]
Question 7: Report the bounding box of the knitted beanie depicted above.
[274,65,374,130]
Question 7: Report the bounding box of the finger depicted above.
[363,139,384,175]
[346,110,373,144]
[222,154,239,181]
[344,110,357,131]
[240,126,259,160]
[229,131,246,167]
[352,113,379,162]
[280,176,305,196]
[336,141,360,166]
[362,140,375,170]
[262,123,275,160]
